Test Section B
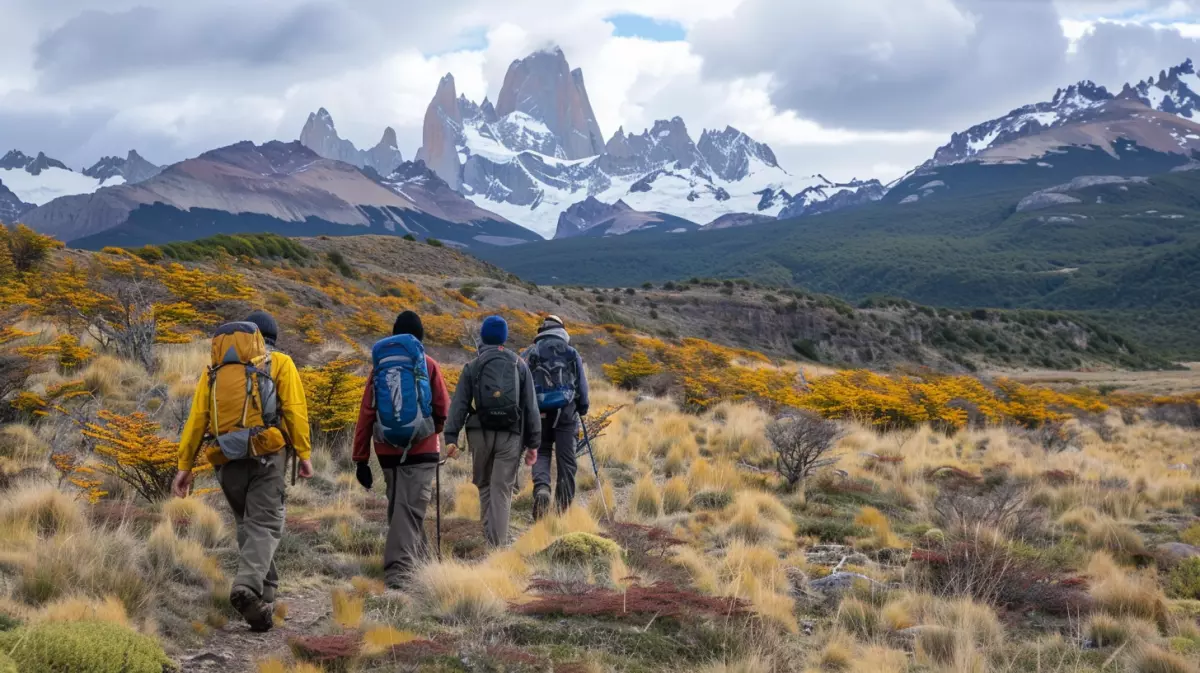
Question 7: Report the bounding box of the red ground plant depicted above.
[289,633,362,670]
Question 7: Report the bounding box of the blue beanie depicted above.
[480,315,508,346]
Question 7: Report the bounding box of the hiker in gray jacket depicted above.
[443,315,541,546]
[522,315,589,520]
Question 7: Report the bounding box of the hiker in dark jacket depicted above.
[352,311,450,587]
[443,316,540,546]
[522,315,589,519]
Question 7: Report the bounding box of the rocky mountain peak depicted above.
[1,150,33,170]
[554,195,623,238]
[25,153,69,176]
[378,127,399,150]
[698,125,781,181]
[494,47,605,160]
[84,150,163,184]
[1119,58,1200,120]
[1052,80,1113,106]
[299,107,403,176]
[416,72,465,190]
[480,97,498,123]
[0,150,70,175]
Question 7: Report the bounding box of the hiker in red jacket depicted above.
[352,311,450,588]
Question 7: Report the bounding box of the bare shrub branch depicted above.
[766,411,841,491]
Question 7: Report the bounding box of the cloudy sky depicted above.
[4,0,1200,181]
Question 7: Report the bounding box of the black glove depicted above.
[577,406,589,418]
[355,462,373,490]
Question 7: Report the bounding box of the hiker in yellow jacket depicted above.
[172,310,313,632]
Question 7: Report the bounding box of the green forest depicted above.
[484,158,1200,358]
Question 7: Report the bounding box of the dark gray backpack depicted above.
[526,338,578,411]
[473,347,522,431]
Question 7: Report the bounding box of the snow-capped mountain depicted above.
[0,181,33,223]
[21,140,538,250]
[1118,58,1200,119]
[82,150,163,185]
[778,177,888,219]
[415,47,880,238]
[0,150,114,207]
[554,196,699,238]
[926,59,1200,167]
[925,82,1114,166]
[299,108,404,176]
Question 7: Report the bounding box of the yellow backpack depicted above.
[206,322,287,465]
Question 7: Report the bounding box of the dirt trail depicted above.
[176,589,329,672]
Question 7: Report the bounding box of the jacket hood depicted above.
[534,326,570,344]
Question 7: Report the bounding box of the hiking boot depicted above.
[261,584,276,604]
[532,486,551,522]
[230,584,274,633]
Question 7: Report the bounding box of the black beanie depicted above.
[244,310,279,346]
[392,310,425,341]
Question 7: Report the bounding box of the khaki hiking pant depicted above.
[382,462,436,586]
[467,428,523,547]
[217,451,285,599]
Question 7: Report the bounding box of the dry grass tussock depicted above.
[1087,551,1170,628]
[688,458,742,494]
[705,402,771,462]
[0,483,85,548]
[160,496,225,548]
[154,341,208,399]
[36,595,130,627]
[513,505,599,556]
[451,481,480,520]
[855,506,902,549]
[16,522,156,617]
[79,354,154,401]
[662,476,690,514]
[719,541,797,632]
[146,519,225,584]
[631,474,661,518]
[696,654,776,673]
[411,556,525,623]
[0,423,49,465]
[723,490,794,545]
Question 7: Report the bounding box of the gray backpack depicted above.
[473,347,522,431]
[526,338,578,411]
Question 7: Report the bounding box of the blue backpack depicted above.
[371,334,436,456]
[525,338,578,412]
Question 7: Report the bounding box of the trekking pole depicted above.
[290,447,298,487]
[435,457,446,561]
[579,416,610,520]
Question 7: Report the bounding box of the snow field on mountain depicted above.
[0,167,116,206]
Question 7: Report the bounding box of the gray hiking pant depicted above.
[382,462,436,586]
[533,409,578,513]
[216,451,285,599]
[467,428,522,547]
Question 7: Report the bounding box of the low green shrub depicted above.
[0,620,175,673]
[541,532,621,567]
[1167,558,1200,599]
[689,491,733,511]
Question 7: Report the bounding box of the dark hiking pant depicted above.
[533,409,578,513]
[217,451,285,599]
[467,429,522,547]
[382,462,436,587]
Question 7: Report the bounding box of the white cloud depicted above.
[0,0,1198,185]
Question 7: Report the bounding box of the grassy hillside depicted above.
[480,161,1200,357]
[2,227,1199,672]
